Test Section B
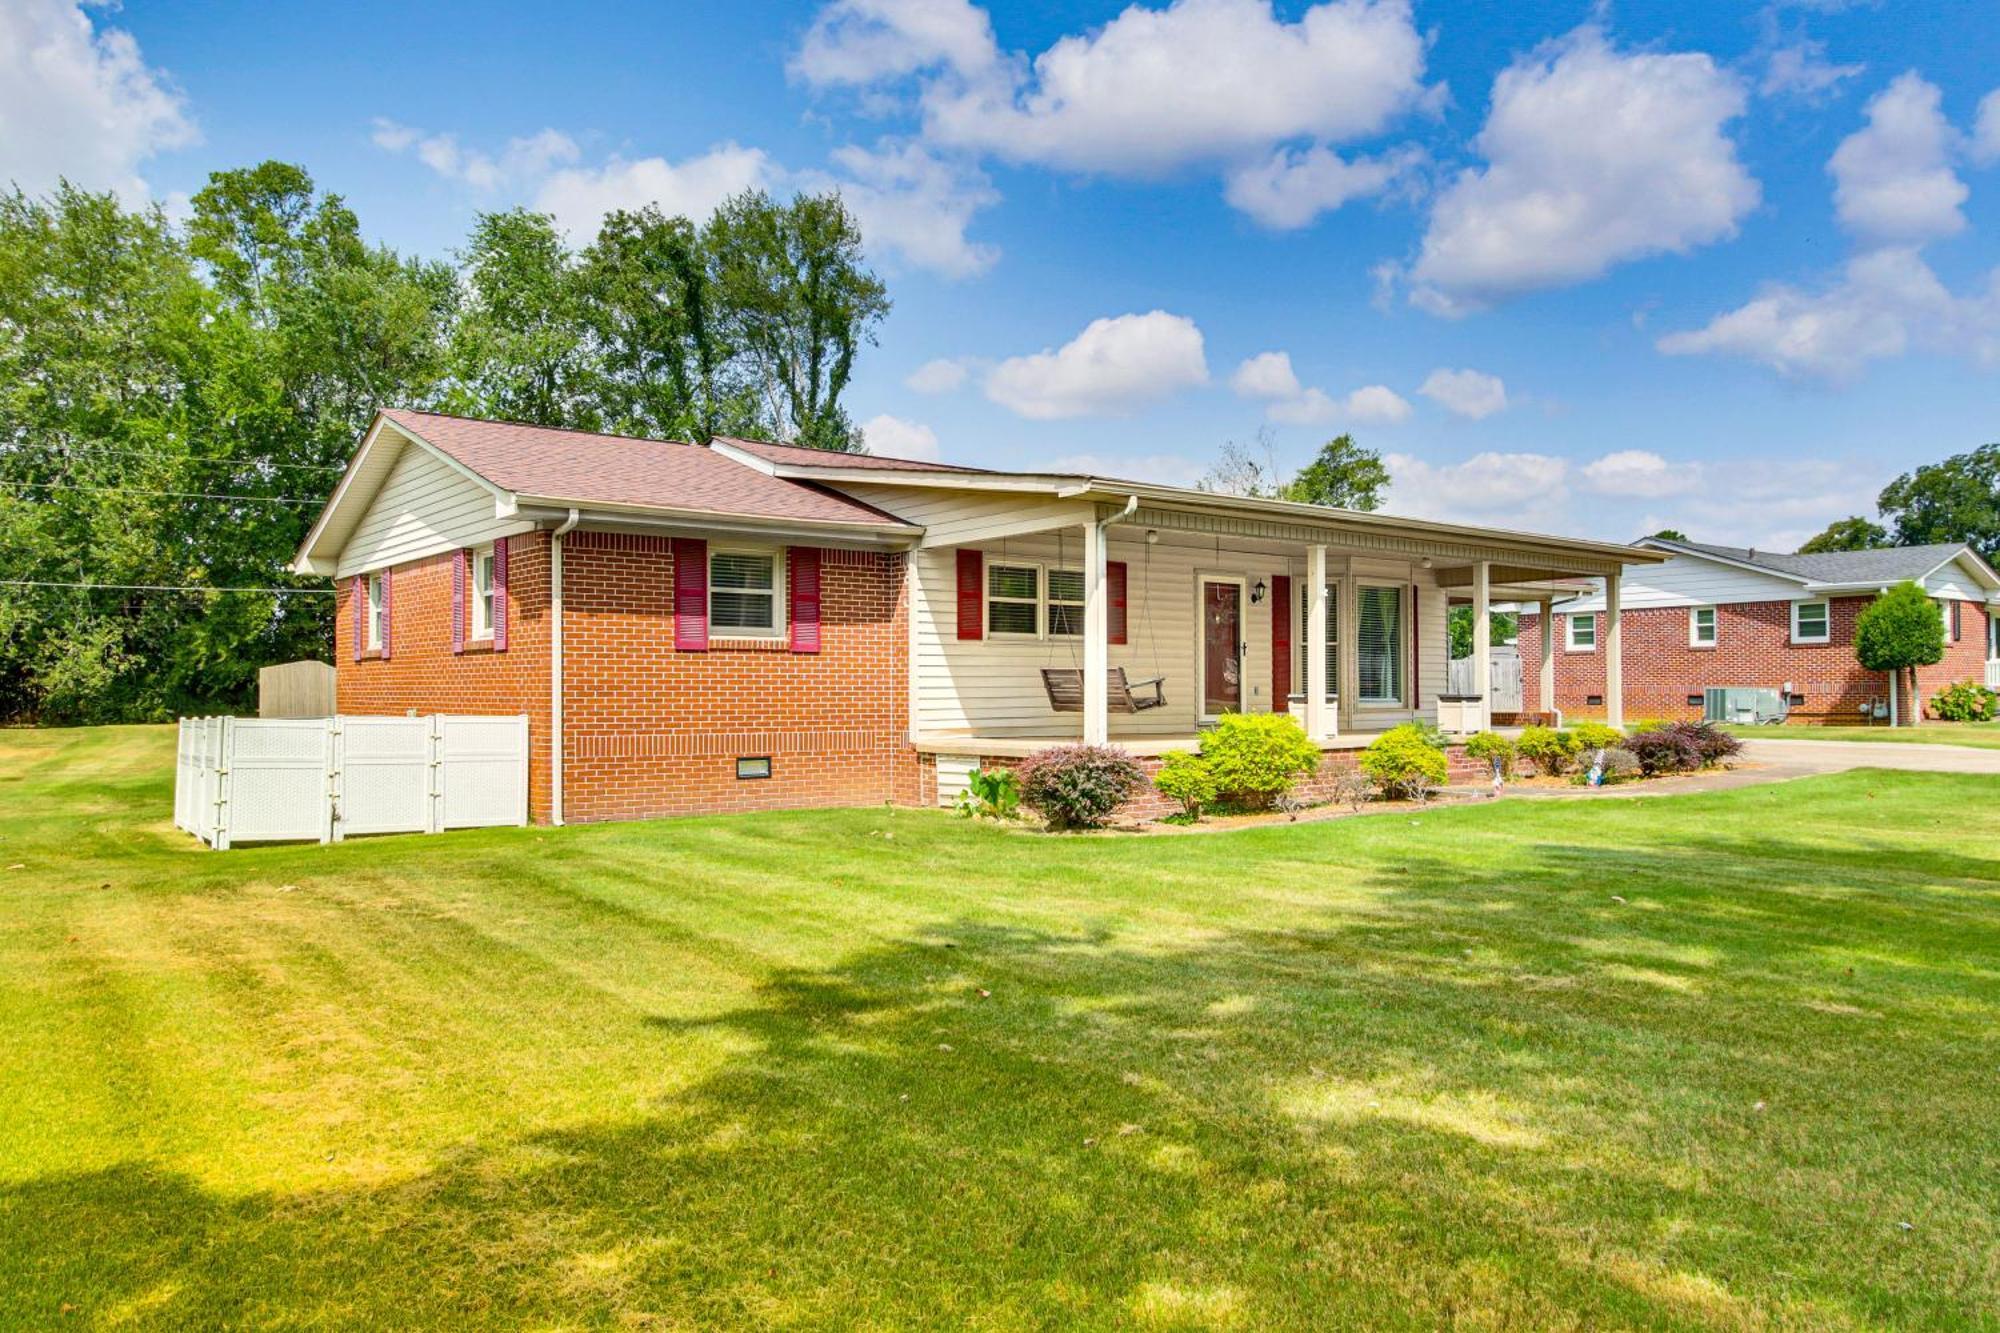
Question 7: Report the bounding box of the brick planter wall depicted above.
[924,744,1490,822]
[1520,599,1994,724]
[337,533,555,821]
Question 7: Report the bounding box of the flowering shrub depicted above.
[1463,730,1516,777]
[1358,724,1450,801]
[1154,750,1219,820]
[1516,725,1579,775]
[1931,679,1998,722]
[1017,744,1144,830]
[1198,713,1322,809]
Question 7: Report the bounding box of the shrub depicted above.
[1620,725,1704,775]
[1198,713,1322,809]
[1569,721,1624,751]
[1682,720,1743,766]
[1329,768,1376,811]
[1463,731,1516,777]
[952,766,1021,820]
[1516,725,1579,776]
[1358,723,1450,801]
[1930,679,1998,722]
[1017,744,1144,830]
[1154,750,1219,820]
[1589,747,1642,784]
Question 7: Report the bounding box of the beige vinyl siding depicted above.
[910,529,1446,739]
[1924,561,1989,603]
[336,442,532,578]
[834,481,1093,547]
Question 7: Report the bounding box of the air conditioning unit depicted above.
[1703,687,1789,725]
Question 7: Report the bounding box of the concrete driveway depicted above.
[1732,737,2000,777]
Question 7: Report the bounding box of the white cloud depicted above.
[1230,351,1409,425]
[533,143,777,238]
[1580,449,1702,498]
[1408,28,1758,315]
[859,412,942,461]
[1657,246,2000,380]
[803,141,998,278]
[1417,368,1507,419]
[906,357,972,393]
[1976,89,2000,165]
[1382,451,1571,529]
[1222,143,1424,229]
[985,311,1208,419]
[791,0,1000,87]
[921,0,1433,178]
[1829,72,1966,243]
[1228,351,1303,400]
[1663,457,1888,553]
[0,0,196,204]
[1758,37,1862,102]
[375,121,582,191]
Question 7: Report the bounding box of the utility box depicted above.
[1703,687,1788,725]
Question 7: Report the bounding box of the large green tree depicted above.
[443,209,598,430]
[705,190,888,451]
[1854,581,1945,727]
[1877,444,2000,560]
[1280,434,1389,510]
[1799,515,1890,554]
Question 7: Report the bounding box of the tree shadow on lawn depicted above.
[10,844,1999,1332]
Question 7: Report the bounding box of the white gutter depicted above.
[549,507,580,826]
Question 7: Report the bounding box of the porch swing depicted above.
[1037,527,1167,714]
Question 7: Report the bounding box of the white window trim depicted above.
[470,544,496,641]
[1790,599,1830,645]
[1688,605,1717,648]
[1045,565,1086,637]
[1565,611,1597,653]
[709,545,786,639]
[985,560,1043,639]
[1355,580,1408,707]
[366,574,385,650]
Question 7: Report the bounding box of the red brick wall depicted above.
[1520,597,1993,724]
[336,533,554,820]
[559,533,918,822]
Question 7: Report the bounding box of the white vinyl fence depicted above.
[175,714,529,848]
[1445,651,1523,712]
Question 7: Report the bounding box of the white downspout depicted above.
[1083,495,1139,745]
[550,508,580,824]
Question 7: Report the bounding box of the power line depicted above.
[0,444,347,472]
[0,481,319,505]
[2,580,333,594]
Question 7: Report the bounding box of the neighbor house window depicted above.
[1689,605,1717,647]
[1566,612,1597,652]
[1046,568,1086,636]
[1357,584,1403,704]
[710,549,782,635]
[366,574,386,650]
[987,563,1040,636]
[1791,600,1829,644]
[1949,599,1962,643]
[471,545,496,640]
[1297,583,1338,696]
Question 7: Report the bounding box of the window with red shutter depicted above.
[493,538,510,651]
[1108,560,1128,645]
[956,548,983,640]
[673,538,709,650]
[1270,574,1291,712]
[452,549,467,654]
[789,547,822,653]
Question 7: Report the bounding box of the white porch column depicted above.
[1472,561,1492,732]
[1604,570,1624,728]
[1304,544,1329,742]
[1082,519,1109,745]
[1538,596,1556,717]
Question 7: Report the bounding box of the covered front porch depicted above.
[903,490,1648,756]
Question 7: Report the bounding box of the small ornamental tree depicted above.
[1854,581,1945,726]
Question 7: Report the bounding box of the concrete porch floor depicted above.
[910,727,1524,759]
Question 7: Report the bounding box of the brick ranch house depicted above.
[293,410,1668,823]
[1515,537,2000,725]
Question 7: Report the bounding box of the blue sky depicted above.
[7,0,1999,548]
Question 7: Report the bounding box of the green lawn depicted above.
[1725,721,2000,750]
[4,728,1999,1329]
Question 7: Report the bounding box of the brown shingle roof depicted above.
[717,435,997,474]
[382,410,911,528]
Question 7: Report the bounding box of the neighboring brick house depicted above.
[1518,538,2000,725]
[295,410,1664,823]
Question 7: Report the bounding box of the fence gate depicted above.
[174,714,529,848]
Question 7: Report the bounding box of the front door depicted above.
[1200,578,1245,718]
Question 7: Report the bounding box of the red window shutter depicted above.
[673,537,709,651]
[451,549,467,654]
[380,568,394,661]
[956,548,983,641]
[1108,560,1128,646]
[1270,574,1292,713]
[788,547,822,653]
[493,538,510,652]
[351,576,364,662]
